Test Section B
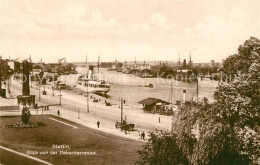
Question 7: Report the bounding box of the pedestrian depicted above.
[57,109,60,116]
[141,131,145,140]
[105,99,107,104]
[159,117,160,123]
[97,121,100,128]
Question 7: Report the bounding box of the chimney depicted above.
[183,90,186,103]
[183,59,187,67]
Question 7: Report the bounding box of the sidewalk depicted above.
[3,77,173,142]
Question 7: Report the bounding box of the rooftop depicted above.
[138,97,169,105]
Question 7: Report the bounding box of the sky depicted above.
[0,0,259,63]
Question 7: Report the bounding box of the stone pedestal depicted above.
[17,95,35,109]
[17,60,35,109]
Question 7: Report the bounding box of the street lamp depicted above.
[30,74,33,88]
[121,98,124,131]
[52,71,55,96]
[38,84,41,101]
[87,80,89,113]
[58,86,62,105]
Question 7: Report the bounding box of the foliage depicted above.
[21,107,31,124]
[136,130,189,165]
[0,59,11,79]
[221,36,260,80]
[5,121,45,128]
[137,37,260,165]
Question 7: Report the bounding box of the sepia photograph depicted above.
[0,0,259,164]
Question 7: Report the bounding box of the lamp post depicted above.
[38,84,41,101]
[121,98,123,131]
[52,71,55,96]
[0,58,2,90]
[58,86,62,105]
[196,69,199,102]
[30,73,32,88]
[87,80,89,113]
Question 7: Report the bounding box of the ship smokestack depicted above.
[183,90,186,103]
[88,66,94,79]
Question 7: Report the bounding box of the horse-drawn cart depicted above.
[115,121,135,131]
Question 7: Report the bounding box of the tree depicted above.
[221,37,260,81]
[174,102,252,165]
[180,37,260,164]
[137,37,260,165]
[136,130,189,165]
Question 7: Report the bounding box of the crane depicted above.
[58,57,66,64]
[58,57,66,75]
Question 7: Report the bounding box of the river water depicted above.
[65,67,219,105]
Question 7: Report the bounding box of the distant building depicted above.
[211,60,215,67]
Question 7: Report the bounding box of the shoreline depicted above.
[1,77,172,142]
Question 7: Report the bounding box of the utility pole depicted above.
[87,81,89,113]
[30,55,32,89]
[52,71,55,96]
[168,79,173,105]
[86,56,90,113]
[119,97,121,108]
[7,76,10,94]
[196,70,199,102]
[39,84,41,100]
[58,86,62,105]
[30,75,33,88]
[98,56,100,74]
[121,98,123,131]
[0,58,2,90]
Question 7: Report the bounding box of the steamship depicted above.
[76,66,110,94]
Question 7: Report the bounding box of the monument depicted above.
[17,60,35,108]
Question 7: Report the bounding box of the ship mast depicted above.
[178,52,181,68]
[86,55,88,77]
[98,56,100,74]
[189,50,192,69]
[86,55,90,113]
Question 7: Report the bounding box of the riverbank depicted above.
[4,77,172,141]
